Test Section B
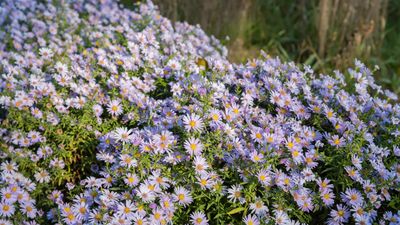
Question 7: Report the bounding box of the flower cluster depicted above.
[0,0,399,224]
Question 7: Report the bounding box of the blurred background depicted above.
[122,0,400,95]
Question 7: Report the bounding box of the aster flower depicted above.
[39,47,54,60]
[328,135,346,148]
[50,158,65,169]
[149,207,166,224]
[88,209,104,224]
[190,211,208,225]
[34,169,50,183]
[249,151,264,163]
[257,169,272,186]
[250,199,269,216]
[149,170,170,189]
[136,185,155,203]
[342,188,364,207]
[241,214,258,225]
[184,137,204,157]
[124,173,139,187]
[72,202,89,221]
[133,214,148,225]
[112,127,134,143]
[321,190,335,207]
[167,59,181,71]
[119,154,137,168]
[193,156,209,174]
[208,109,221,123]
[1,188,17,203]
[92,104,104,117]
[0,201,15,217]
[183,114,204,132]
[330,204,350,223]
[251,128,264,143]
[227,185,245,203]
[173,187,193,206]
[196,174,213,190]
[116,200,136,219]
[107,99,123,117]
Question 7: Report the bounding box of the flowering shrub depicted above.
[0,0,399,224]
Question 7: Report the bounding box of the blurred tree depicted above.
[317,0,388,70]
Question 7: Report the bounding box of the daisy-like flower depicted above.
[0,201,15,217]
[243,214,259,225]
[167,59,181,71]
[329,135,346,148]
[1,188,17,203]
[88,209,104,224]
[119,154,137,168]
[298,197,314,212]
[196,174,213,190]
[31,107,43,119]
[324,106,337,121]
[190,211,208,225]
[257,169,272,186]
[124,173,139,187]
[20,202,37,219]
[227,185,245,203]
[132,214,148,225]
[116,200,136,219]
[27,131,42,143]
[72,202,89,221]
[93,104,103,117]
[50,158,65,169]
[193,156,209,174]
[344,166,361,181]
[184,137,204,157]
[251,128,264,143]
[149,170,170,189]
[250,151,264,163]
[250,199,269,216]
[330,204,350,223]
[208,109,221,123]
[183,114,204,132]
[107,99,123,116]
[34,169,50,183]
[342,188,363,206]
[171,83,183,96]
[173,187,193,206]
[39,47,54,59]
[317,178,334,192]
[149,207,165,224]
[112,127,134,143]
[274,210,290,225]
[136,185,155,203]
[321,191,335,206]
[1,161,17,173]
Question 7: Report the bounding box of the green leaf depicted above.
[227,207,245,215]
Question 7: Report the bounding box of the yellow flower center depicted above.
[3,205,10,211]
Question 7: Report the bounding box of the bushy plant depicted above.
[0,0,399,224]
